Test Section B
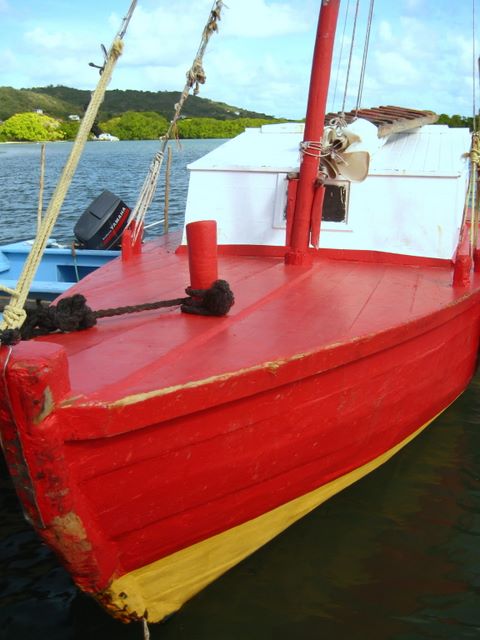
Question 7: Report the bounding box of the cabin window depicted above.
[320,181,349,223]
[274,177,350,230]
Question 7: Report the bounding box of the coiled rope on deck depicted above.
[0,1,137,333]
[0,280,235,345]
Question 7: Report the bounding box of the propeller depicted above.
[320,125,370,182]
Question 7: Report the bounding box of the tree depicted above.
[437,113,473,129]
[176,117,285,139]
[100,111,169,140]
[59,120,81,140]
[0,112,64,141]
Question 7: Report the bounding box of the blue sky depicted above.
[0,0,477,119]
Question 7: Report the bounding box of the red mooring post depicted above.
[285,0,340,266]
[121,221,143,261]
[186,220,218,290]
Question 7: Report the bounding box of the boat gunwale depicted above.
[40,280,480,442]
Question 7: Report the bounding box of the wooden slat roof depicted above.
[325,106,438,138]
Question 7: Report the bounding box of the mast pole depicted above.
[285,0,341,266]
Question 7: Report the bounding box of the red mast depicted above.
[285,0,341,266]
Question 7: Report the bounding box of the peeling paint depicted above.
[34,386,54,424]
[59,357,298,411]
[50,512,92,554]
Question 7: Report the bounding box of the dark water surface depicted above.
[0,141,480,639]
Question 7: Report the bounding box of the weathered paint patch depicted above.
[49,512,92,554]
[85,354,310,410]
[33,386,54,424]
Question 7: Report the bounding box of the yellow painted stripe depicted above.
[100,410,445,622]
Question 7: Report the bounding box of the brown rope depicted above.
[0,280,235,345]
[93,297,189,319]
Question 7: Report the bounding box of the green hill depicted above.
[0,85,274,122]
[0,86,78,120]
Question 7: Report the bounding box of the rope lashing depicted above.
[2,306,27,330]
[0,1,137,334]
[467,133,480,256]
[469,133,480,165]
[300,141,323,159]
[0,280,235,345]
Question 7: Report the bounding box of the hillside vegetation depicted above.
[0,85,287,142]
[0,85,273,122]
[0,85,472,142]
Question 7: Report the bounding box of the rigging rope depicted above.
[331,0,351,112]
[341,0,361,114]
[473,0,477,133]
[127,0,224,244]
[0,0,138,332]
[355,0,375,114]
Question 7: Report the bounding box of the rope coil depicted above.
[0,280,235,345]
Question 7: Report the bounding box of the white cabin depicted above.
[183,120,470,260]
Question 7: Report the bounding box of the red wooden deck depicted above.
[17,238,480,407]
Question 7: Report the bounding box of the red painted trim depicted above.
[310,183,325,249]
[121,222,143,261]
[179,242,452,267]
[453,220,472,286]
[317,248,452,267]
[177,244,288,258]
[219,245,287,257]
[474,248,480,272]
[285,177,298,246]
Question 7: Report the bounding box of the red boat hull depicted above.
[1,242,479,621]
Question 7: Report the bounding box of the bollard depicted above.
[186,220,218,290]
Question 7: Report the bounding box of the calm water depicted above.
[0,141,480,640]
[0,139,219,245]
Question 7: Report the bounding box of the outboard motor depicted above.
[74,190,131,250]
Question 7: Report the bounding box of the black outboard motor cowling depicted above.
[74,190,131,250]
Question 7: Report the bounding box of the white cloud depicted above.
[378,20,394,44]
[24,26,98,53]
[99,0,314,117]
[1,1,476,119]
[328,4,478,117]
[220,0,311,38]
[373,50,420,87]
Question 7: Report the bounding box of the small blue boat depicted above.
[0,190,128,301]
[0,239,119,301]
